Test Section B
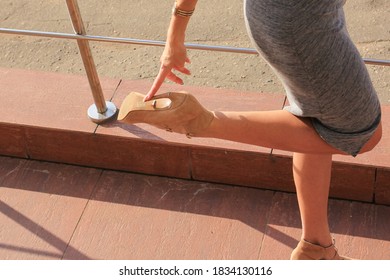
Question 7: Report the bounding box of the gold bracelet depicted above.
[172,2,195,17]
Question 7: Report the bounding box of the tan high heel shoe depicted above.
[290,239,351,260]
[118,91,214,137]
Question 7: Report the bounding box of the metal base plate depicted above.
[87,101,117,124]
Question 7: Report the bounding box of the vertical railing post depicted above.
[66,0,116,123]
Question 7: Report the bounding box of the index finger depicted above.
[144,66,172,101]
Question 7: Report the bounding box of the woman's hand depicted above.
[144,0,198,101]
[144,42,191,101]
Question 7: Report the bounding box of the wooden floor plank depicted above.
[259,192,302,260]
[260,192,390,260]
[0,67,119,132]
[64,170,274,260]
[328,199,390,260]
[0,157,100,259]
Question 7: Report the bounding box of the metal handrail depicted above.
[1,27,390,67]
[0,0,389,123]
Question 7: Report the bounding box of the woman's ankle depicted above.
[302,236,333,248]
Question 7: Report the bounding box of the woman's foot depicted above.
[290,239,351,260]
[118,91,214,138]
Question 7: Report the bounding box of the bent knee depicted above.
[360,122,383,154]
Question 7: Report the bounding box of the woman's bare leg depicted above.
[293,153,333,247]
[199,109,381,154]
[199,110,344,154]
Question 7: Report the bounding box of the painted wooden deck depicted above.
[0,68,389,260]
[0,156,389,260]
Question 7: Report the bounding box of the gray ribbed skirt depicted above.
[244,0,381,156]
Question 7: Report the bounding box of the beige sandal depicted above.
[290,239,351,260]
[118,91,214,138]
